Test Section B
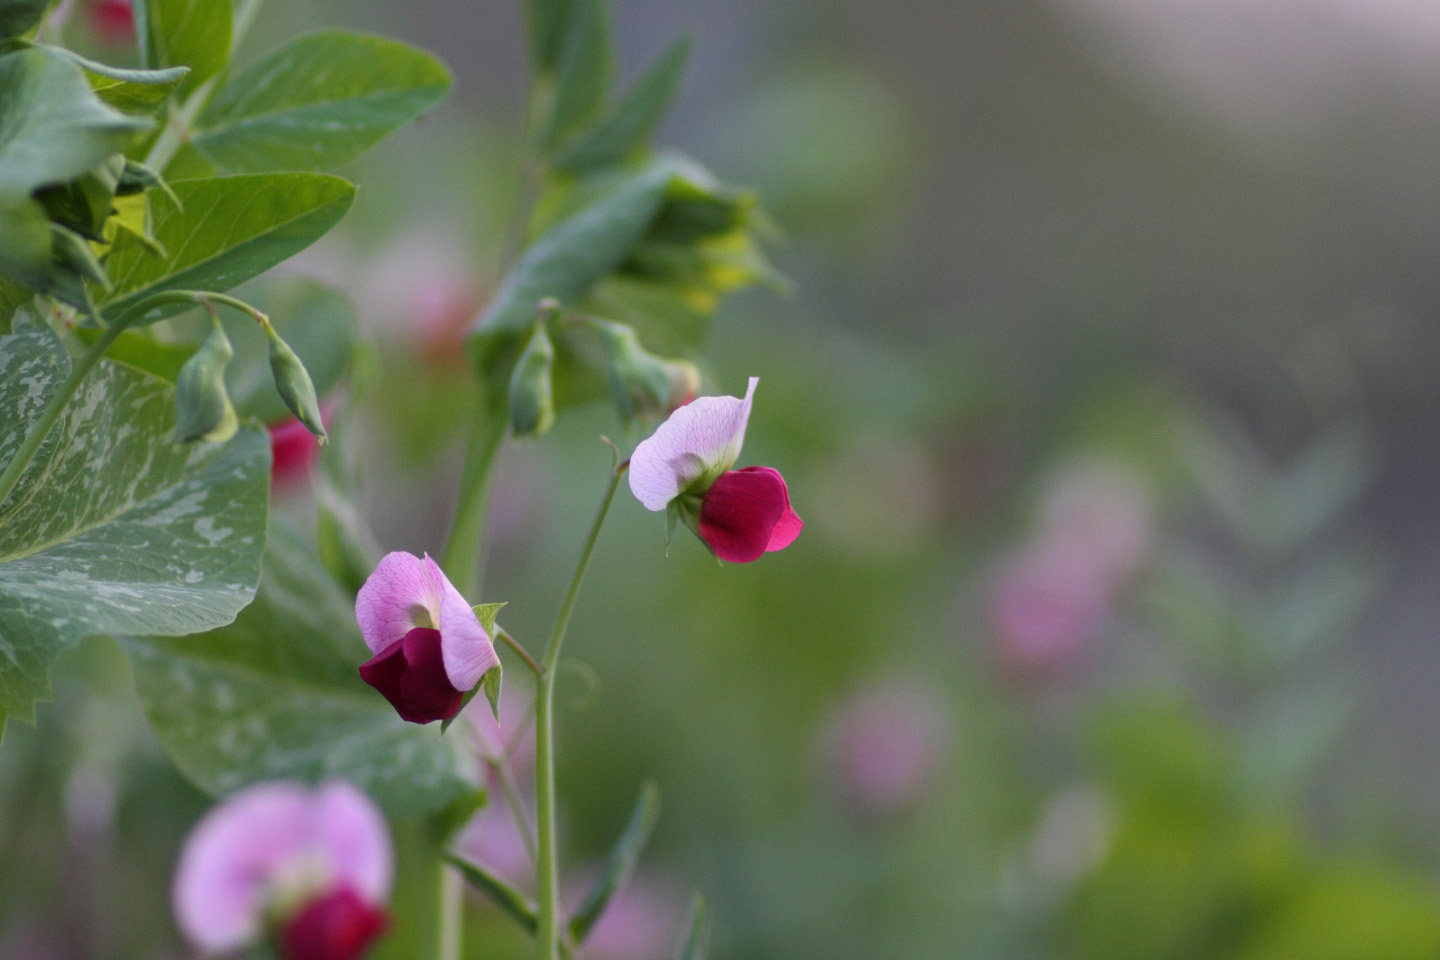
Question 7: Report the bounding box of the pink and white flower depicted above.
[172,781,391,960]
[355,552,500,724]
[628,377,802,563]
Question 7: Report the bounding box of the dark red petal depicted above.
[697,467,791,563]
[281,887,389,960]
[358,628,462,724]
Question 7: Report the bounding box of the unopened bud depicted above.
[507,322,556,438]
[174,319,238,444]
[265,322,327,443]
[592,319,698,424]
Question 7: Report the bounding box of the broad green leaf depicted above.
[541,0,611,152]
[55,49,190,114]
[521,0,574,72]
[0,275,32,332]
[471,160,670,340]
[193,31,451,173]
[0,47,151,195]
[135,0,232,96]
[569,781,660,943]
[75,326,196,380]
[555,36,690,174]
[0,0,47,40]
[125,524,482,818]
[223,276,356,424]
[0,193,51,288]
[0,314,269,737]
[446,854,538,934]
[98,173,355,326]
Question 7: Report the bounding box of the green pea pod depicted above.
[174,318,238,444]
[508,320,557,438]
[266,322,327,442]
[591,317,698,425]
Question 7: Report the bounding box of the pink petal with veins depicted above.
[629,378,757,511]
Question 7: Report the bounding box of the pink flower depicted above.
[270,415,322,489]
[987,539,1110,677]
[172,781,392,960]
[565,874,683,960]
[822,680,949,816]
[90,0,134,43]
[628,377,802,563]
[355,552,500,724]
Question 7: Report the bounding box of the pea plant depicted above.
[0,0,793,958]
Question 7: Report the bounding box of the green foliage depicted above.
[0,316,269,737]
[98,173,355,326]
[541,0,611,152]
[172,313,238,443]
[675,895,709,960]
[446,852,539,934]
[554,36,690,174]
[568,781,660,943]
[133,0,233,97]
[193,31,451,173]
[0,0,47,40]
[53,50,190,115]
[521,0,574,73]
[126,524,482,818]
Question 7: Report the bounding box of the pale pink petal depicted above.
[426,554,499,690]
[173,783,315,952]
[628,377,758,511]
[312,782,393,903]
[356,552,440,654]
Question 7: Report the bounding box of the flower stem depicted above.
[496,627,543,677]
[534,455,628,960]
[438,857,463,960]
[441,403,507,596]
[0,290,229,510]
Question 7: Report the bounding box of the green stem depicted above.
[438,858,463,960]
[441,404,507,596]
[534,456,628,960]
[143,74,219,175]
[0,290,218,510]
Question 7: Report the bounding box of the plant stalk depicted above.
[534,457,628,960]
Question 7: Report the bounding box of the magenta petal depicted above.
[358,628,463,724]
[697,467,791,563]
[281,887,389,960]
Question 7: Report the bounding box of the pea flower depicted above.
[629,377,802,563]
[355,552,500,724]
[172,781,391,960]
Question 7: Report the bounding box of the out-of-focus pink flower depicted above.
[566,874,684,960]
[464,683,535,779]
[172,781,391,960]
[1037,460,1154,583]
[355,552,499,724]
[90,0,133,43]
[457,802,535,887]
[822,680,950,815]
[270,415,323,489]
[629,377,802,563]
[360,232,481,363]
[987,540,1111,677]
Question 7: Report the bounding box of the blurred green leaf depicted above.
[569,780,661,943]
[223,276,356,424]
[0,47,150,196]
[1238,676,1358,810]
[541,0,611,153]
[74,326,197,381]
[0,275,31,331]
[193,31,451,173]
[521,0,574,72]
[446,853,539,934]
[47,48,190,114]
[126,523,483,818]
[0,0,47,40]
[98,173,355,326]
[0,313,268,738]
[134,0,232,96]
[555,35,690,174]
[675,894,709,960]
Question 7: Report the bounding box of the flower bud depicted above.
[174,319,238,444]
[266,322,328,443]
[507,322,556,438]
[591,319,699,425]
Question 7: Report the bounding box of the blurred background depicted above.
[7,0,1440,957]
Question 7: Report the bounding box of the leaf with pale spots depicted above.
[193,30,451,173]
[0,313,269,739]
[125,523,482,818]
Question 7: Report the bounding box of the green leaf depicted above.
[471,160,670,341]
[135,0,232,96]
[0,314,269,736]
[541,0,611,152]
[0,193,52,289]
[75,326,197,381]
[98,173,355,326]
[0,47,151,195]
[555,36,690,174]
[0,0,47,40]
[674,894,709,960]
[38,47,192,114]
[192,30,451,173]
[569,781,661,943]
[223,276,356,424]
[445,853,539,934]
[125,523,483,818]
[472,602,506,637]
[0,275,32,332]
[521,0,574,72]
